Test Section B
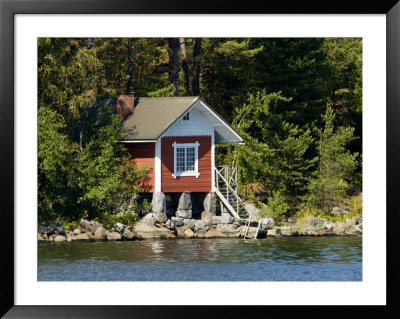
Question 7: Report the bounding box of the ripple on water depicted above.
[38,236,362,281]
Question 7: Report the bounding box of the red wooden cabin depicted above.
[116,93,243,194]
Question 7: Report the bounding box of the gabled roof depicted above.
[121,97,243,143]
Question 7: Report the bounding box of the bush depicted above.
[260,191,290,220]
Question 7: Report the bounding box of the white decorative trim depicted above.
[154,138,162,192]
[172,141,200,178]
[211,130,215,192]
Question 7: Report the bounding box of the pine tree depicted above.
[306,107,359,212]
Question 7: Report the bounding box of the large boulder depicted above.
[78,220,103,235]
[203,192,216,214]
[345,219,357,226]
[195,220,208,232]
[305,217,327,227]
[205,229,227,238]
[171,217,184,227]
[216,224,240,237]
[151,192,166,213]
[93,227,107,241]
[106,231,122,241]
[122,228,137,240]
[333,223,346,235]
[201,211,215,222]
[176,226,194,239]
[54,235,66,242]
[211,213,233,225]
[267,227,281,237]
[260,218,275,230]
[142,215,156,226]
[73,233,92,241]
[243,202,262,221]
[183,218,196,230]
[175,210,192,219]
[134,222,175,239]
[176,191,192,218]
[279,226,300,237]
[153,212,168,224]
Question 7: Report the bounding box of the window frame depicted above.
[172,141,200,178]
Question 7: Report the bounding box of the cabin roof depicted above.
[121,97,243,143]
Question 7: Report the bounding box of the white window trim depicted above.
[172,141,200,178]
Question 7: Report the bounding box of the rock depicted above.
[142,215,156,226]
[171,217,184,227]
[122,228,136,240]
[203,192,216,213]
[178,191,192,210]
[205,229,227,238]
[38,233,46,241]
[345,219,357,226]
[47,234,56,241]
[42,233,48,240]
[183,218,196,229]
[243,202,261,221]
[175,209,192,219]
[93,227,107,241]
[323,222,335,231]
[267,228,281,237]
[106,231,122,241]
[305,217,327,227]
[66,232,74,242]
[345,224,362,235]
[184,228,195,238]
[260,218,275,229]
[54,235,66,242]
[73,228,81,235]
[78,220,103,235]
[195,220,208,231]
[216,224,240,237]
[151,192,166,213]
[211,213,233,225]
[331,207,349,218]
[333,223,346,235]
[201,211,215,222]
[74,233,92,241]
[113,223,126,233]
[153,212,168,224]
[279,226,300,237]
[164,219,175,230]
[134,222,175,239]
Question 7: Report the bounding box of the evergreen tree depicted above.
[306,107,359,212]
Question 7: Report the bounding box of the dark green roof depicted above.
[122,97,199,140]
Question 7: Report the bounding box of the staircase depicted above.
[214,165,249,219]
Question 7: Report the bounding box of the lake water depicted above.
[38,237,362,281]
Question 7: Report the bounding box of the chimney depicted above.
[117,92,135,120]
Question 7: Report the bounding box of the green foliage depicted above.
[305,107,359,212]
[226,90,316,209]
[260,191,290,219]
[98,212,139,229]
[38,37,362,224]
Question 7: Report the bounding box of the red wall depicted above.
[161,136,212,193]
[125,143,155,192]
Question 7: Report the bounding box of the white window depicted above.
[172,141,200,178]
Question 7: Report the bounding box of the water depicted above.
[38,237,362,281]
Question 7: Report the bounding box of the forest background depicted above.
[38,38,362,226]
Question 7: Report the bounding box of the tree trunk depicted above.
[168,38,180,96]
[192,38,202,96]
[180,38,190,95]
[126,38,133,92]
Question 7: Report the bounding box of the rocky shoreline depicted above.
[38,214,362,243]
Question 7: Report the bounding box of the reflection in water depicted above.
[38,237,362,281]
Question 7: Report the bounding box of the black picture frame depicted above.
[1,0,398,318]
